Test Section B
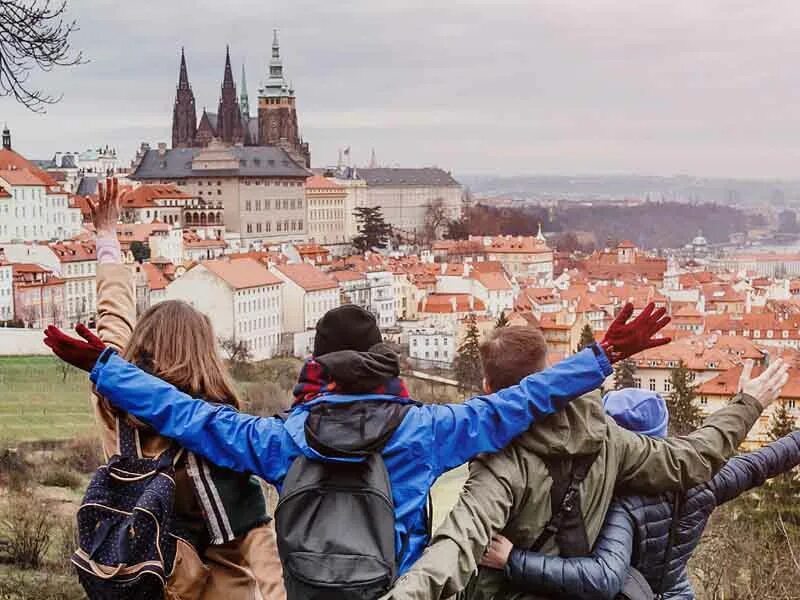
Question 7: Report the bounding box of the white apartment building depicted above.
[270,262,339,337]
[0,254,13,322]
[356,168,462,235]
[331,270,397,329]
[0,167,82,243]
[166,257,283,360]
[408,327,455,368]
[49,240,98,325]
[148,228,183,265]
[305,175,349,252]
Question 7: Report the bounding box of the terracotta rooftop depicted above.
[0,148,58,186]
[49,240,97,263]
[140,262,169,291]
[697,364,800,399]
[420,293,486,314]
[305,174,344,191]
[330,270,366,283]
[0,168,47,186]
[201,258,283,290]
[121,184,193,208]
[273,262,338,292]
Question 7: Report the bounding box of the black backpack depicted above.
[72,417,182,599]
[275,452,396,600]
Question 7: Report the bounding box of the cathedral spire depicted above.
[178,47,190,90]
[240,62,250,118]
[222,45,235,90]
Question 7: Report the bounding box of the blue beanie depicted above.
[603,388,669,438]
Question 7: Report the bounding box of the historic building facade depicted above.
[171,31,310,169]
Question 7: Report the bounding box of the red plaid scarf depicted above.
[292,358,410,406]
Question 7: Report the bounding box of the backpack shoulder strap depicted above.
[530,451,599,554]
[115,415,143,459]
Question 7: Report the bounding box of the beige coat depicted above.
[94,263,286,600]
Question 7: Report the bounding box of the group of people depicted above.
[44,178,794,600]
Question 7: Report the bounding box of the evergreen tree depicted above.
[494,311,509,329]
[769,401,796,441]
[352,206,392,252]
[453,313,483,392]
[613,358,637,390]
[577,323,594,352]
[666,360,703,435]
[130,240,150,263]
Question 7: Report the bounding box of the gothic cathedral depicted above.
[171,31,311,168]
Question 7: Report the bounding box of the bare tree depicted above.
[0,0,84,112]
[219,336,253,378]
[422,198,448,245]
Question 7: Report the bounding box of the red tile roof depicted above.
[0,148,58,186]
[420,293,486,313]
[273,263,338,292]
[0,168,47,186]
[697,364,800,399]
[121,184,192,208]
[140,262,169,291]
[49,240,97,263]
[201,258,283,290]
[305,174,344,191]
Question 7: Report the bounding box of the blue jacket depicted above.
[89,344,612,574]
[505,430,800,599]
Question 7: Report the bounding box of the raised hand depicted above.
[44,324,107,373]
[601,302,672,363]
[738,358,790,409]
[89,177,121,238]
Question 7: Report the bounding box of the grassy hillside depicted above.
[0,356,94,442]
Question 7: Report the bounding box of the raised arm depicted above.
[500,502,635,600]
[87,349,294,484]
[615,360,789,495]
[710,428,800,506]
[92,177,134,352]
[426,344,612,473]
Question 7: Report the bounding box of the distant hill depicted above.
[458,174,800,207]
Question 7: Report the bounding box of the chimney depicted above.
[468,295,475,310]
[157,142,167,156]
[450,296,457,312]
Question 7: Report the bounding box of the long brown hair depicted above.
[122,300,241,408]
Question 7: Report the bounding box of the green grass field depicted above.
[0,356,94,442]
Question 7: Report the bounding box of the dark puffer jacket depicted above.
[505,430,800,599]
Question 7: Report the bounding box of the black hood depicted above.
[315,343,400,394]
[305,401,412,459]
[306,344,411,458]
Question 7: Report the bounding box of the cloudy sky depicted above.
[5,0,800,177]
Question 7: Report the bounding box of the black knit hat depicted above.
[313,304,383,357]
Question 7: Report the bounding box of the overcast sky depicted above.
[5,0,800,178]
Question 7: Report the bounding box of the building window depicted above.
[649,378,656,392]
[245,200,252,211]
[246,223,252,233]
[633,378,641,389]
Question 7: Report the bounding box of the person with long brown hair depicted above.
[83,178,285,600]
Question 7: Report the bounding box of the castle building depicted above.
[170,31,310,169]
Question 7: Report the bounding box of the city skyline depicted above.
[4,0,800,178]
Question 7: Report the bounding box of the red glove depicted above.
[43,324,107,373]
[600,302,671,363]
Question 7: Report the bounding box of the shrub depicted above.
[244,381,290,417]
[61,435,103,473]
[0,446,32,493]
[0,568,85,600]
[38,465,82,489]
[54,517,77,573]
[0,495,53,569]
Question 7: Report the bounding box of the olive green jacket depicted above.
[383,390,763,600]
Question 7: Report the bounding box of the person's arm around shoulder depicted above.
[425,343,612,473]
[490,501,634,600]
[711,428,800,506]
[616,360,790,494]
[383,449,526,599]
[89,349,293,484]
